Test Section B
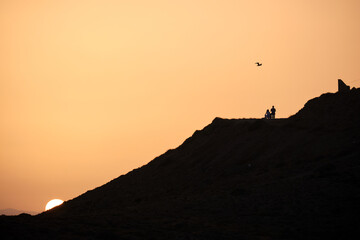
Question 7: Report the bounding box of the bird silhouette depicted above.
[255,62,262,66]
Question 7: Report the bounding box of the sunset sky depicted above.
[1,0,359,212]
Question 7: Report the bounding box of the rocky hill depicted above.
[1,89,360,239]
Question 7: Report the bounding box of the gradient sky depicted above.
[1,0,359,212]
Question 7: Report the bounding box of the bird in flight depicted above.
[255,62,262,66]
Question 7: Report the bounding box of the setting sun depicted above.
[45,199,64,211]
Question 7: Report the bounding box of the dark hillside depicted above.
[291,89,360,127]
[1,89,360,239]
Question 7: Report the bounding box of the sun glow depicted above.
[45,199,64,211]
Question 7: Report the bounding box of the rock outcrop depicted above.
[338,79,351,92]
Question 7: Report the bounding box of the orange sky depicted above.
[1,0,359,212]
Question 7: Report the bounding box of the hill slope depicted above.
[1,89,360,239]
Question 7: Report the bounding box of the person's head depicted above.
[272,106,274,108]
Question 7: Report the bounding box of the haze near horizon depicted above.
[1,0,359,212]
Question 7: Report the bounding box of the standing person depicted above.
[271,106,276,119]
[265,109,271,119]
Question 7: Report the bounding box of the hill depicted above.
[1,89,360,239]
[0,209,38,216]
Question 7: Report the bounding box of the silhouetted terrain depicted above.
[0,209,38,216]
[1,89,360,239]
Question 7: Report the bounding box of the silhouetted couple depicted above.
[265,106,276,119]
